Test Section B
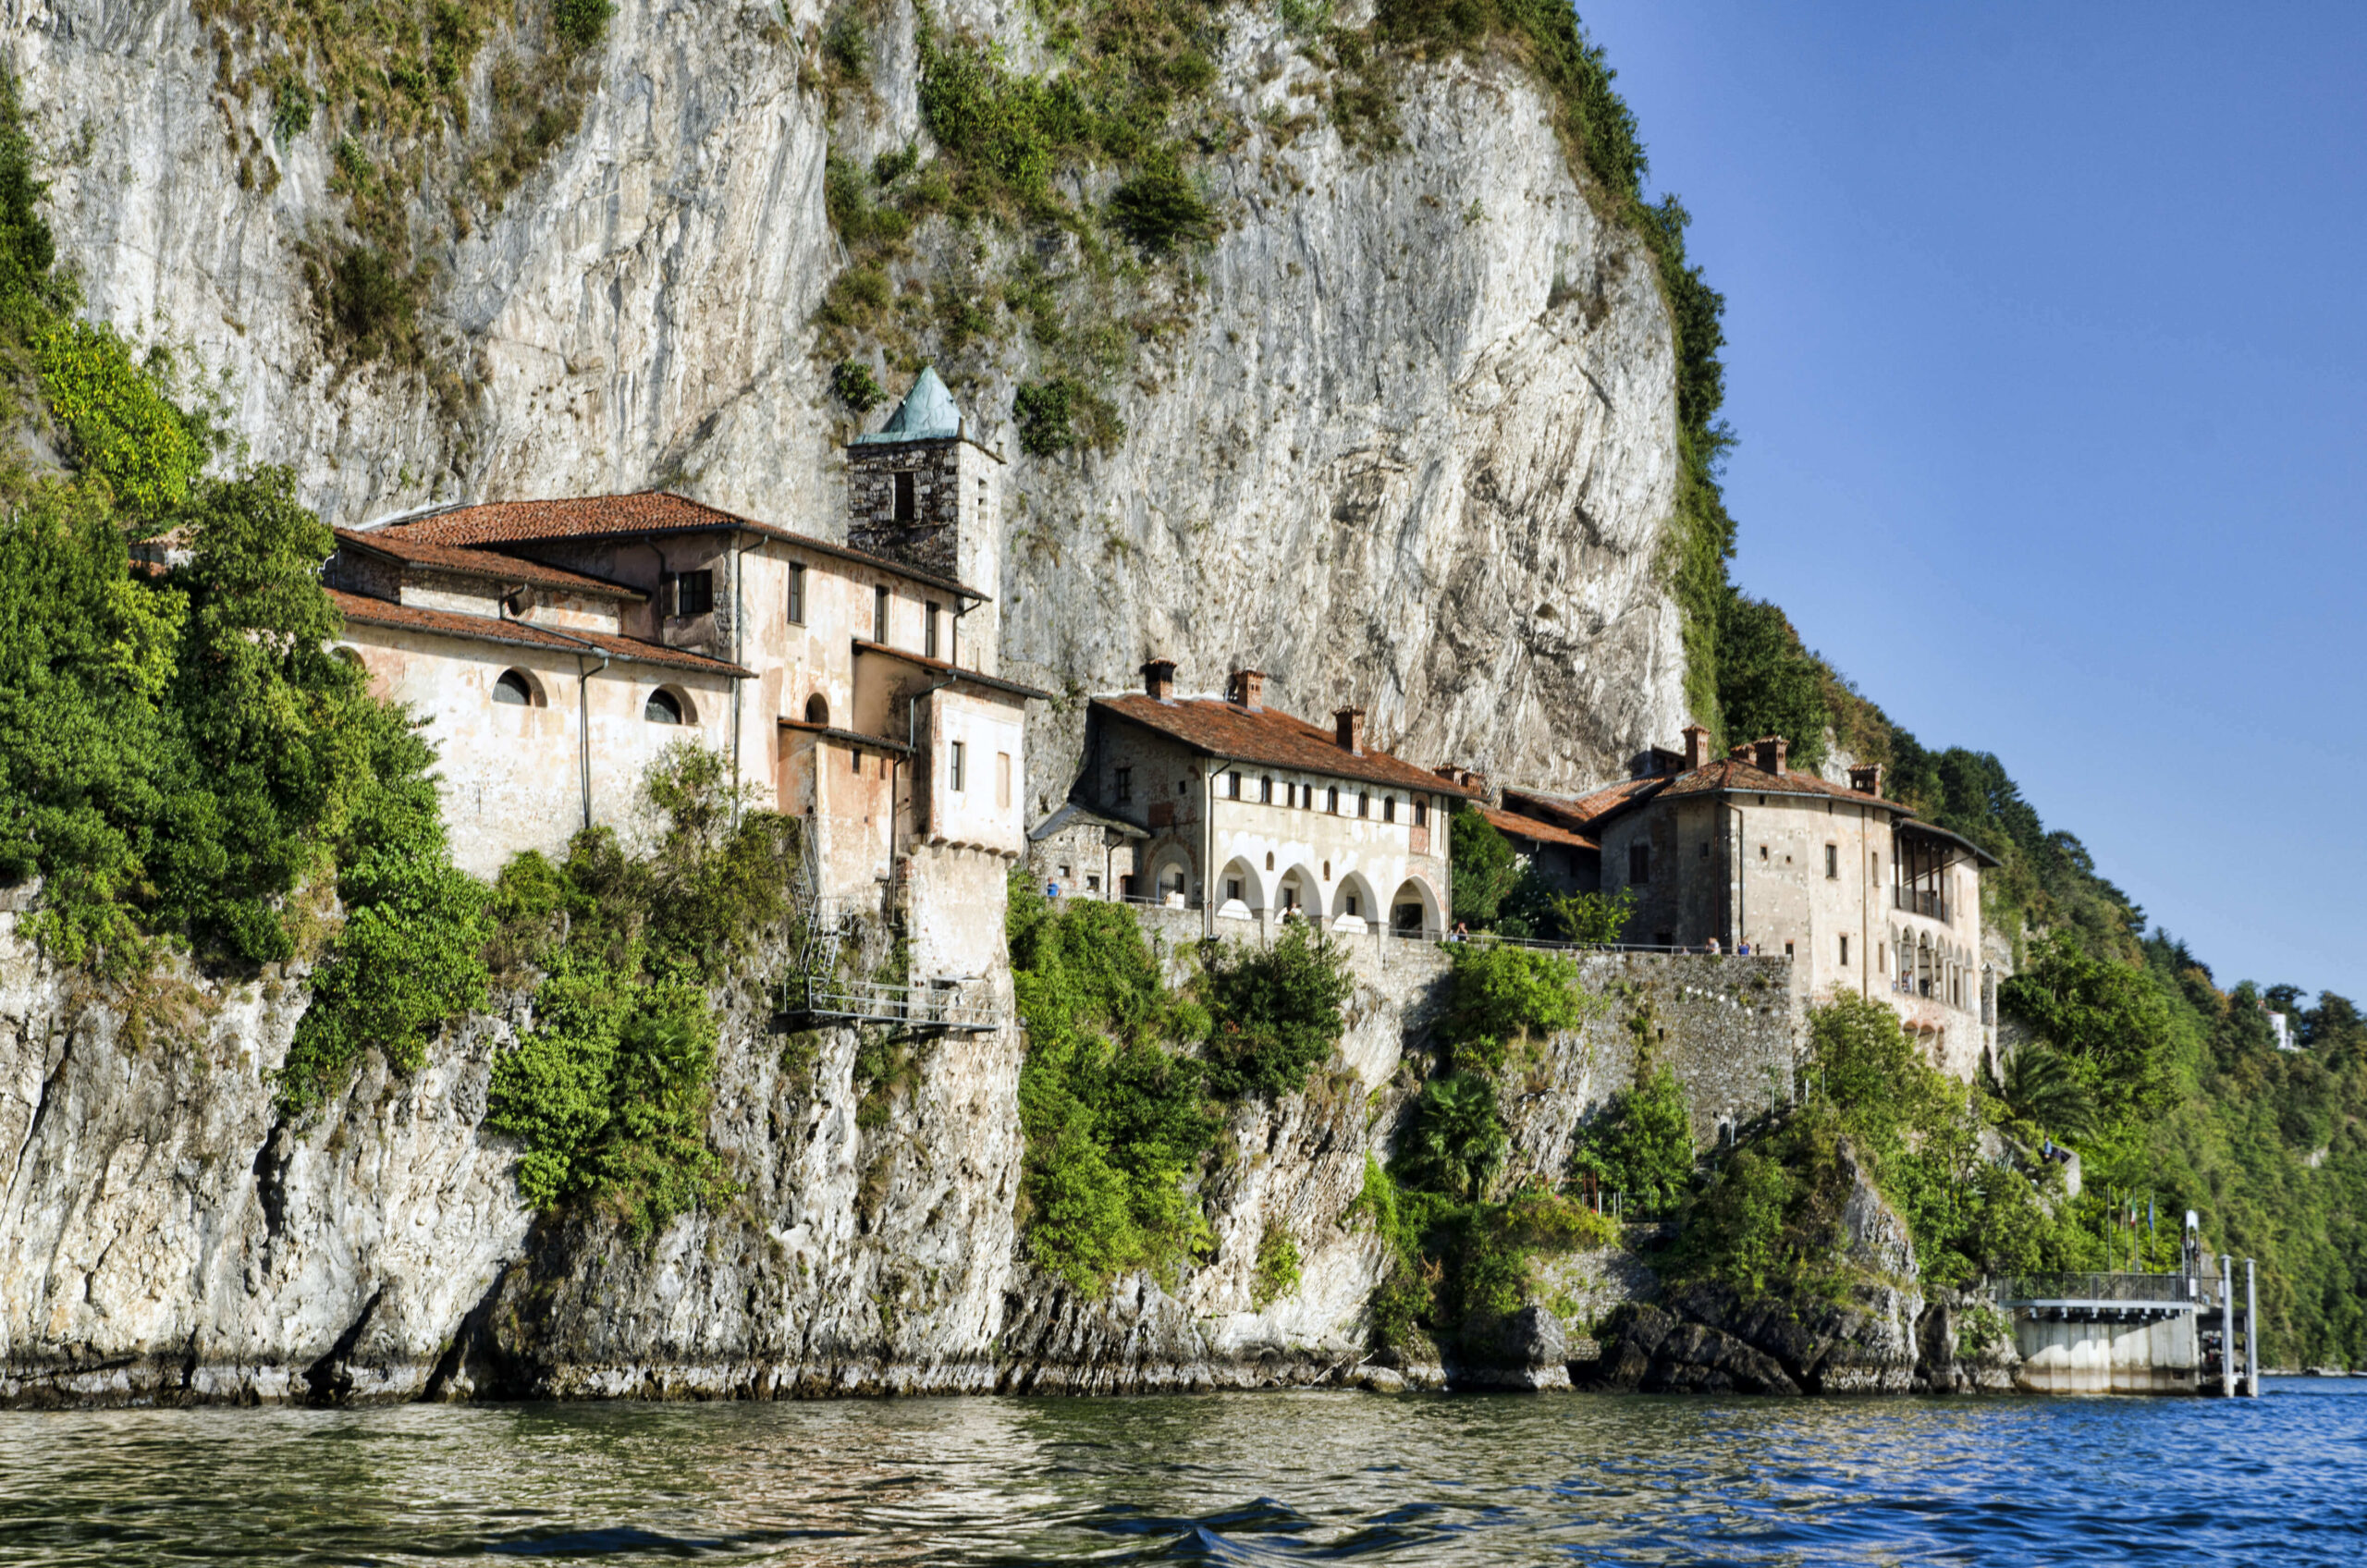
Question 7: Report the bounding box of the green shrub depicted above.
[1012,375,1125,457]
[1108,163,1216,253]
[1009,878,1220,1292]
[1251,1221,1302,1309]
[1435,941,1588,1072]
[1447,804,1517,927]
[1569,1061,1693,1215]
[1197,920,1354,1098]
[553,0,614,51]
[1500,870,1631,944]
[830,359,886,412]
[34,321,207,522]
[0,71,61,319]
[479,745,787,1232]
[323,246,419,361]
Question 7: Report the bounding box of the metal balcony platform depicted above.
[784,976,1001,1034]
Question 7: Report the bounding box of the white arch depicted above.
[1331,870,1380,931]
[1275,864,1320,917]
[1216,856,1266,918]
[1389,876,1441,937]
[1146,848,1195,905]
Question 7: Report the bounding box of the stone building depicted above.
[328,372,1044,985]
[1045,663,1474,937]
[1511,726,1998,1076]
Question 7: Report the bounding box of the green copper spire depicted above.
[852,365,963,444]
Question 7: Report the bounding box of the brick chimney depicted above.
[1848,763,1883,796]
[1751,736,1789,777]
[1682,723,1711,770]
[1334,706,1366,755]
[1141,658,1177,704]
[1228,668,1267,710]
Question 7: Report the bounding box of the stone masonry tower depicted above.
[845,366,1005,671]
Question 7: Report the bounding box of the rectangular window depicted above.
[1700,840,1711,859]
[1628,843,1650,885]
[1414,798,1429,828]
[674,570,714,618]
[1840,935,1850,966]
[786,563,806,625]
[852,748,862,773]
[1825,843,1839,879]
[1383,796,1397,823]
[893,470,916,522]
[1115,766,1133,803]
[1327,786,1340,815]
[1226,770,1242,800]
[950,740,966,792]
[873,585,889,643]
[1357,793,1369,818]
[1086,874,1101,893]
[925,602,940,659]
[1784,941,1796,959]
[1227,878,1244,902]
[1345,893,1360,918]
[997,752,1012,809]
[1260,777,1273,803]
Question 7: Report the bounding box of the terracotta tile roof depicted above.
[1092,694,1478,798]
[1650,756,1908,812]
[1478,805,1598,852]
[333,529,644,599]
[1503,778,1660,828]
[328,589,751,678]
[374,492,988,600]
[851,639,1052,702]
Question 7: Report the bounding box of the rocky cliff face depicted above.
[10,0,1687,802]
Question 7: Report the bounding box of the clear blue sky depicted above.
[1576,1,2367,1000]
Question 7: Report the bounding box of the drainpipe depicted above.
[574,649,610,832]
[1861,805,1873,1002]
[730,528,762,818]
[1203,758,1220,940]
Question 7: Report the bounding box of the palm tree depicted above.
[1405,1072,1508,1201]
[1999,1041,2096,1143]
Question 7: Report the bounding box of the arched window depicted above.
[804,693,829,727]
[645,688,684,725]
[493,668,534,706]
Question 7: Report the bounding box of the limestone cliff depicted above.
[10,0,1687,802]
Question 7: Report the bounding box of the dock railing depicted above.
[1996,1272,2200,1308]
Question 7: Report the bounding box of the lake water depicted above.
[2,1380,2361,1565]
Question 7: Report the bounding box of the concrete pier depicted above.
[1999,1266,2256,1396]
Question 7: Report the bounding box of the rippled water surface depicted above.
[4,1380,2363,1564]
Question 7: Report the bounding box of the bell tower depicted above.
[844,365,1004,669]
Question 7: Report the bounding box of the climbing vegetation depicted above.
[816,0,1232,452]
[1356,945,1612,1356]
[483,743,800,1235]
[1568,1060,1693,1217]
[1006,874,1355,1294]
[186,0,614,383]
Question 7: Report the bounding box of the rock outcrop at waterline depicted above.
[11,0,1687,801]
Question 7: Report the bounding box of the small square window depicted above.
[674,570,714,618]
[1227,878,1244,902]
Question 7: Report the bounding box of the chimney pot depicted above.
[1334,706,1366,755]
[1141,658,1177,704]
[1228,668,1267,711]
[1682,723,1711,771]
[1751,736,1789,776]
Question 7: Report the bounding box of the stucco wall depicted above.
[342,626,738,878]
